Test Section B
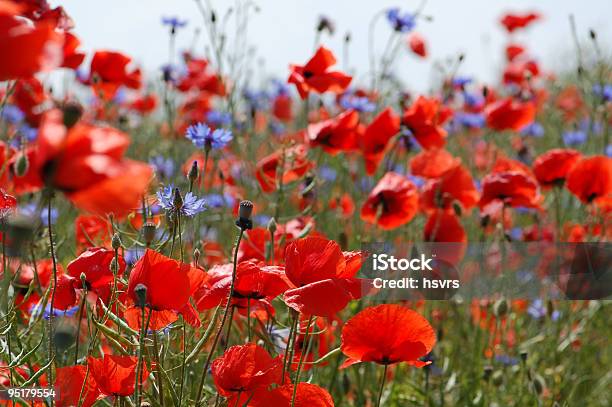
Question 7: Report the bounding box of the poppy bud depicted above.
[173,188,183,209]
[531,374,545,395]
[188,160,199,183]
[80,272,87,290]
[344,32,351,43]
[134,283,148,309]
[210,11,216,23]
[482,86,489,98]
[316,15,335,35]
[338,232,348,251]
[142,222,157,246]
[483,365,493,381]
[14,153,29,177]
[589,29,596,40]
[491,370,504,387]
[520,350,528,363]
[493,298,509,317]
[546,300,554,318]
[480,214,490,228]
[193,247,201,265]
[62,102,83,128]
[267,217,277,234]
[236,200,254,230]
[112,233,122,250]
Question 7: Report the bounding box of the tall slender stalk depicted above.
[376,364,389,407]
[195,228,244,406]
[46,194,58,388]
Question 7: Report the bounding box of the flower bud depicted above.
[193,248,201,265]
[493,298,509,317]
[531,374,545,395]
[188,160,199,183]
[235,200,254,230]
[62,102,83,128]
[111,233,122,250]
[142,222,157,246]
[172,188,183,209]
[483,365,493,381]
[80,272,87,290]
[267,217,277,234]
[134,283,148,309]
[520,350,528,363]
[14,153,29,177]
[491,370,504,387]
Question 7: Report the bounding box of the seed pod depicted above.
[492,370,504,387]
[134,283,148,309]
[142,222,157,246]
[14,153,29,177]
[112,233,122,250]
[493,298,509,317]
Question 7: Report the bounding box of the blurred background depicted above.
[50,0,611,91]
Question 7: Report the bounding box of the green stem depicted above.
[46,194,58,389]
[376,364,389,407]
[290,316,314,407]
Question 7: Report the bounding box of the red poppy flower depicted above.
[55,365,101,407]
[328,193,355,218]
[402,96,453,149]
[288,46,352,99]
[128,94,158,115]
[409,148,459,179]
[0,188,16,218]
[11,109,153,216]
[532,149,581,187]
[307,109,360,155]
[126,249,204,330]
[492,156,533,177]
[176,53,226,95]
[88,354,145,397]
[500,12,541,33]
[340,304,436,367]
[555,85,584,121]
[11,77,48,126]
[283,237,365,317]
[424,210,467,264]
[52,273,79,310]
[67,247,125,294]
[360,108,400,175]
[408,32,427,58]
[85,51,141,100]
[479,171,542,209]
[255,144,313,193]
[250,383,334,407]
[361,172,419,229]
[485,97,535,132]
[505,43,526,61]
[0,13,63,81]
[273,93,293,122]
[74,214,111,251]
[211,343,285,404]
[420,164,479,213]
[503,59,539,86]
[566,155,612,206]
[195,260,289,312]
[61,32,85,69]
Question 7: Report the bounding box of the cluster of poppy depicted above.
[0,1,610,406]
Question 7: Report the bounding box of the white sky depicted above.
[51,0,611,91]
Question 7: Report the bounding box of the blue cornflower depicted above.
[206,110,232,127]
[149,155,175,179]
[19,125,38,142]
[463,92,484,108]
[495,355,519,366]
[157,185,207,217]
[243,88,270,110]
[21,203,57,225]
[162,16,188,32]
[605,144,612,158]
[269,121,286,135]
[1,105,25,124]
[31,304,79,320]
[319,166,337,182]
[271,79,290,96]
[521,122,544,138]
[204,193,235,209]
[562,130,587,146]
[452,76,473,88]
[593,83,612,102]
[527,299,560,321]
[386,8,416,32]
[455,112,485,129]
[185,123,233,150]
[339,93,376,112]
[407,174,425,188]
